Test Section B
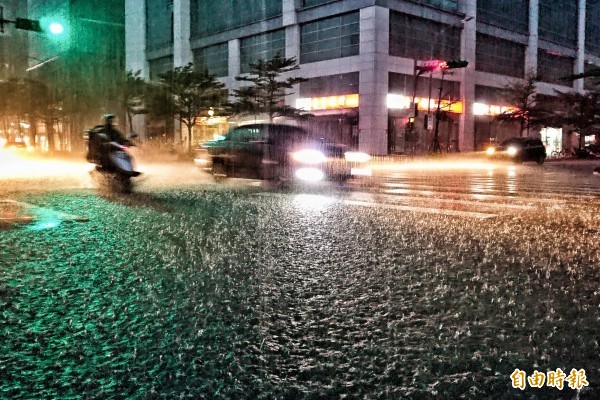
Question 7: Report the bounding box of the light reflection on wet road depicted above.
[1,155,599,218]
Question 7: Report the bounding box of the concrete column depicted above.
[125,0,148,77]
[282,0,297,27]
[525,0,539,76]
[226,39,241,91]
[575,0,586,92]
[285,25,301,107]
[125,0,148,139]
[358,6,389,155]
[458,0,476,151]
[173,0,193,67]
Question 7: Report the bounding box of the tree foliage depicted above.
[495,74,550,137]
[0,78,59,147]
[551,89,600,149]
[157,63,228,151]
[232,54,308,122]
[121,70,148,133]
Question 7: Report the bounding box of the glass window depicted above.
[586,0,600,56]
[240,30,286,73]
[477,0,528,34]
[193,43,229,77]
[146,0,173,51]
[475,85,506,104]
[191,0,282,38]
[389,12,461,61]
[229,127,262,142]
[476,33,525,78]
[389,72,460,101]
[539,0,578,47]
[410,0,458,12]
[537,50,574,86]
[299,72,359,97]
[300,12,359,64]
[301,0,334,7]
[149,56,173,80]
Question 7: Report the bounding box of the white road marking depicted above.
[342,199,498,219]
[351,192,535,210]
[255,192,498,219]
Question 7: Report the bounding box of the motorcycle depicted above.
[85,127,140,193]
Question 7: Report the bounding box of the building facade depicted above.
[126,0,600,155]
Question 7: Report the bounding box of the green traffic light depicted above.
[39,16,67,37]
[49,22,64,35]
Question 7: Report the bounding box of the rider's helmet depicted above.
[103,114,117,126]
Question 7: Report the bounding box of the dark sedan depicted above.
[486,137,546,164]
[194,123,371,184]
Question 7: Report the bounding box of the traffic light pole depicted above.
[406,60,420,154]
[430,71,445,154]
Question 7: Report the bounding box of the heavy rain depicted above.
[1,0,600,399]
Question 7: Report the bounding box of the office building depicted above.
[126,0,600,155]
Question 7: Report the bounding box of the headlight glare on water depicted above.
[291,149,327,164]
[344,151,371,163]
[295,167,325,182]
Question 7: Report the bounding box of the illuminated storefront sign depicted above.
[473,103,517,116]
[296,94,359,111]
[387,94,463,114]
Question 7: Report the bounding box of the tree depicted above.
[562,66,600,87]
[551,89,600,149]
[495,74,549,137]
[232,54,308,122]
[121,70,148,134]
[158,63,228,152]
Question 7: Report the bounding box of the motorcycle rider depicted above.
[102,114,130,146]
[97,114,140,176]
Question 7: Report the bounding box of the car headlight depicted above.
[506,147,518,157]
[291,149,327,164]
[344,151,371,163]
[486,147,495,156]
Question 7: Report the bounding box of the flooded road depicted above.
[1,155,599,398]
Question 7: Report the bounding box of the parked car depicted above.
[194,123,371,184]
[486,137,546,164]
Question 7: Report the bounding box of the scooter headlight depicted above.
[291,149,327,164]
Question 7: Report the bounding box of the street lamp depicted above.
[26,55,60,72]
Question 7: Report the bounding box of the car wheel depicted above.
[536,155,545,165]
[273,165,293,189]
[212,163,227,182]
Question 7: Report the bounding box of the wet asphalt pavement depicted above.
[1,156,599,399]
